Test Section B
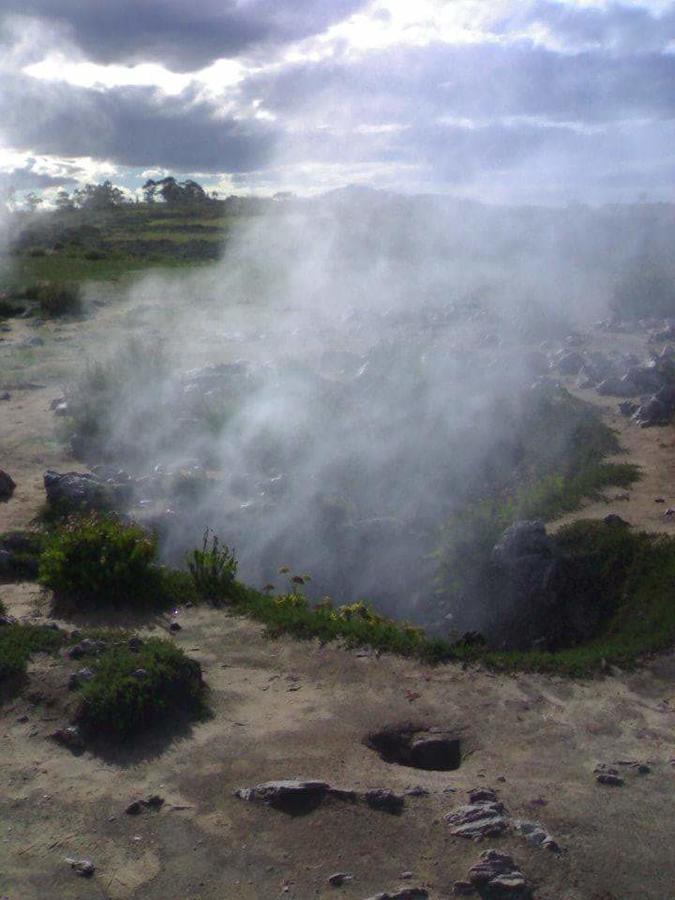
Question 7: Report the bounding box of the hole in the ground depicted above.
[365,722,462,771]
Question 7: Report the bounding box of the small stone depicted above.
[68,667,95,690]
[364,789,405,815]
[400,871,413,879]
[68,639,106,659]
[404,786,429,797]
[596,773,624,786]
[0,391,10,401]
[50,725,84,751]
[328,872,353,886]
[65,858,95,877]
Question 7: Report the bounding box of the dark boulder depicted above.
[0,469,16,500]
[43,470,113,512]
[633,397,670,427]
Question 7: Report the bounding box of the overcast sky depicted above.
[1,0,675,203]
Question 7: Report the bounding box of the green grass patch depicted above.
[74,637,207,739]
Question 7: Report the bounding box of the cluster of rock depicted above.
[445,788,561,853]
[548,323,675,427]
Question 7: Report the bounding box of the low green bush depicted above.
[39,514,163,609]
[186,530,237,604]
[74,638,207,739]
[0,623,63,683]
[34,282,83,317]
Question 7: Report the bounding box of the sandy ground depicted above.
[1,303,674,899]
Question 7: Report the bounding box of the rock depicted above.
[235,780,331,813]
[65,858,95,877]
[468,850,532,899]
[328,872,353,886]
[557,351,584,375]
[235,779,403,815]
[169,622,182,632]
[633,397,670,427]
[131,668,148,679]
[22,336,44,347]
[68,667,95,690]
[43,470,112,512]
[468,788,498,803]
[68,639,106,659]
[126,795,164,815]
[0,469,16,499]
[50,725,84,751]
[492,521,552,563]
[603,514,630,527]
[596,773,624,786]
[0,391,10,401]
[596,376,637,397]
[364,789,405,815]
[513,820,561,852]
[618,400,638,417]
[0,614,17,626]
[625,366,664,393]
[445,796,509,839]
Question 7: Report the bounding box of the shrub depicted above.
[0,298,25,318]
[34,282,83,317]
[39,514,162,609]
[75,638,206,739]
[0,623,63,683]
[186,530,237,604]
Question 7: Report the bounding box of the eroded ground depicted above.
[1,291,674,899]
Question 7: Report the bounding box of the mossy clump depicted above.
[74,638,207,739]
[39,514,162,609]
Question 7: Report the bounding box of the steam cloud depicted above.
[74,189,671,632]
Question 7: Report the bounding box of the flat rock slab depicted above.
[235,779,404,816]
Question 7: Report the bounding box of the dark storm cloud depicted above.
[0,0,368,71]
[0,74,277,172]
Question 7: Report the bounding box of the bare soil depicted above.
[1,306,674,899]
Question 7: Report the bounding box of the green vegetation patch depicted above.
[179,516,675,675]
[0,622,64,683]
[450,521,675,675]
[39,514,164,610]
[74,637,207,739]
[436,387,640,607]
[17,281,84,317]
